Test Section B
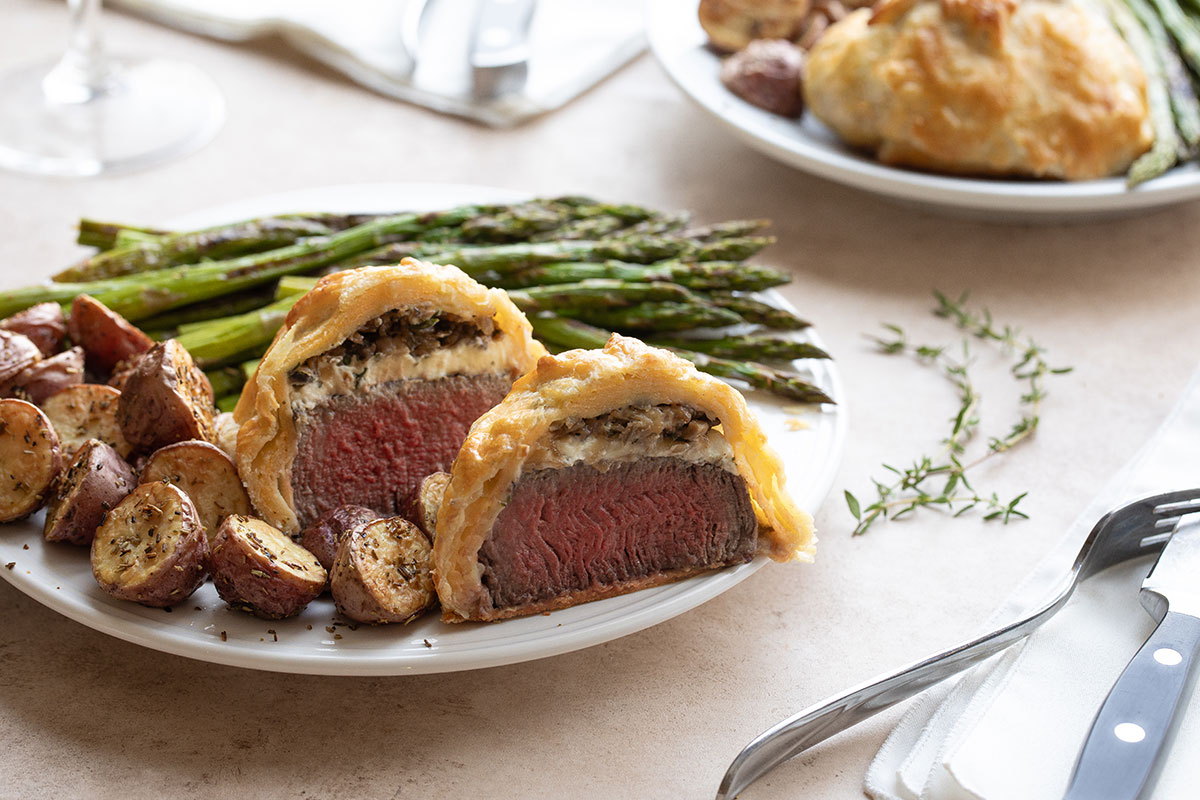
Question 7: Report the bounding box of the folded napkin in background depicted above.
[865,364,1200,800]
[110,0,645,127]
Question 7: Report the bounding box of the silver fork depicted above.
[716,489,1200,800]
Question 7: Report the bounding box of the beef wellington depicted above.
[235,260,545,533]
[433,334,814,622]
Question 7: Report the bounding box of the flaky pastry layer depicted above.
[234,260,546,533]
[433,334,816,622]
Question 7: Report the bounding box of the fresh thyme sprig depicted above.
[845,291,1073,535]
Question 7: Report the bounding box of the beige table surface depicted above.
[4,3,1200,799]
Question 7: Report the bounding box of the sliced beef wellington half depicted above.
[234,260,546,533]
[433,334,815,623]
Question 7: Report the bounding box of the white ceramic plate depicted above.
[0,183,845,675]
[647,0,1200,219]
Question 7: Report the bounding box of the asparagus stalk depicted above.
[205,366,245,399]
[2,209,493,320]
[620,212,691,237]
[134,283,280,332]
[175,295,298,368]
[496,259,790,292]
[1129,0,1200,147]
[647,334,830,361]
[1104,0,1183,183]
[77,220,170,250]
[56,217,342,283]
[561,301,745,332]
[529,315,834,404]
[702,291,811,329]
[508,280,702,312]
[410,235,776,275]
[676,219,772,242]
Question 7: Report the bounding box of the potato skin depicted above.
[8,346,85,404]
[116,339,216,452]
[210,515,326,619]
[138,439,253,545]
[0,330,42,394]
[299,505,381,573]
[90,482,208,608]
[331,517,436,624]
[69,294,154,375]
[41,383,132,458]
[0,399,62,522]
[44,439,136,546]
[1,303,67,357]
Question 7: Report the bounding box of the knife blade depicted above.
[1064,511,1200,800]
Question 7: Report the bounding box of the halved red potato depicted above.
[0,302,67,357]
[414,471,450,540]
[0,330,42,393]
[299,504,381,573]
[210,515,326,619]
[0,398,62,522]
[8,346,84,404]
[68,294,153,375]
[41,383,132,458]
[44,439,136,546]
[138,440,252,545]
[116,339,215,452]
[330,517,436,624]
[90,481,208,608]
[212,412,239,459]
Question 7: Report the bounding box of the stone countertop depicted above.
[3,2,1199,798]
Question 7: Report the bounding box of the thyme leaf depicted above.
[848,291,1072,536]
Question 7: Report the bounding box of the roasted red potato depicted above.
[8,346,84,404]
[0,330,42,394]
[213,411,239,460]
[41,383,132,458]
[44,439,136,546]
[0,302,67,357]
[68,294,154,375]
[330,517,436,624]
[414,471,450,540]
[210,515,326,619]
[299,504,381,574]
[139,440,252,544]
[0,398,62,522]
[116,339,215,452]
[90,481,208,607]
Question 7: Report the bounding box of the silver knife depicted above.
[1064,509,1200,799]
[469,0,536,101]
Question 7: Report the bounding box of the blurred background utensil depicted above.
[0,0,223,177]
[470,0,537,100]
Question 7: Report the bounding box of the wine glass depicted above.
[0,0,225,177]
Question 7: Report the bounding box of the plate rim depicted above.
[0,181,846,675]
[645,0,1200,215]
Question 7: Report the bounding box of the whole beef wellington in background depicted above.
[434,334,815,623]
[234,260,546,534]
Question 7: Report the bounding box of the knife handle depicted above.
[1064,610,1200,800]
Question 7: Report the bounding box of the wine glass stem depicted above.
[44,0,114,104]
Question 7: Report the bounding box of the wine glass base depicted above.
[0,56,224,177]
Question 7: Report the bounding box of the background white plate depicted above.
[0,183,845,675]
[647,0,1200,219]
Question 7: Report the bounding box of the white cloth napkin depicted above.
[865,365,1200,800]
[110,0,645,127]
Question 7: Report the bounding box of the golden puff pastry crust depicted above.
[433,334,816,622]
[804,0,1153,180]
[234,260,546,533]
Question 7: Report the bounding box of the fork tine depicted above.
[1150,497,1200,533]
